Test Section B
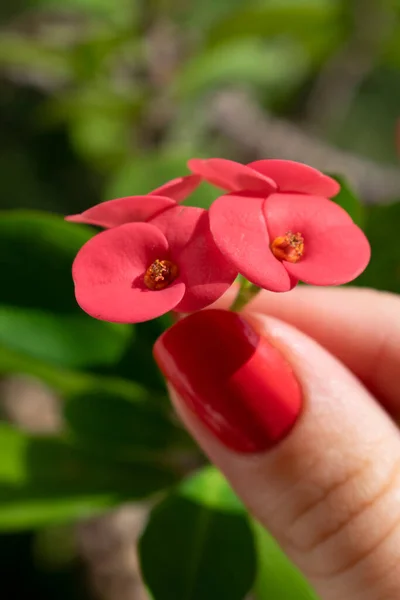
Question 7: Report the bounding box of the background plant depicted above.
[1,0,400,598]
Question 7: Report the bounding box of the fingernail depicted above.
[153,309,302,453]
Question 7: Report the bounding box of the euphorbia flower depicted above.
[72,205,237,323]
[65,174,201,229]
[188,158,340,197]
[209,192,370,292]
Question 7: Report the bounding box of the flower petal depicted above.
[263,193,370,285]
[264,193,353,237]
[150,205,238,311]
[284,224,371,285]
[150,174,202,203]
[208,193,292,292]
[188,158,277,194]
[248,159,340,197]
[72,222,185,323]
[66,195,175,229]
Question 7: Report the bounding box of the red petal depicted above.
[285,224,370,285]
[150,205,238,311]
[264,193,370,285]
[72,223,185,323]
[209,194,292,292]
[188,158,277,194]
[150,174,202,203]
[66,195,175,229]
[249,159,340,197]
[264,193,353,236]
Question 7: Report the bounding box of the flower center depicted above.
[144,259,179,290]
[270,231,304,264]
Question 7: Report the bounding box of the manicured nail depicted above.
[153,309,302,453]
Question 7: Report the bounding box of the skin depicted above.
[166,287,400,600]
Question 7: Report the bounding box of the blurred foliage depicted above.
[139,467,256,600]
[0,211,133,368]
[0,0,400,598]
[357,201,400,292]
[252,521,318,600]
[0,422,176,530]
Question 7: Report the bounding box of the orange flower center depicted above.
[144,259,179,290]
[270,231,304,264]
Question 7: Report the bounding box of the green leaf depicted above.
[355,201,400,294]
[63,388,190,457]
[0,343,91,394]
[0,211,132,369]
[106,152,219,209]
[0,306,132,369]
[0,211,92,312]
[0,341,158,402]
[94,317,168,391]
[139,466,256,600]
[179,465,244,513]
[383,23,400,68]
[206,0,344,61]
[37,0,136,23]
[174,0,245,31]
[327,174,365,227]
[69,113,131,166]
[0,35,72,82]
[0,337,190,457]
[0,327,187,458]
[0,423,175,531]
[50,85,143,167]
[173,39,309,100]
[106,153,187,197]
[252,521,319,599]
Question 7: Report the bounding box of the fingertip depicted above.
[156,309,400,599]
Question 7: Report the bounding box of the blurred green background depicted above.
[1,0,400,599]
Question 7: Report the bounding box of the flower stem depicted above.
[230,276,260,312]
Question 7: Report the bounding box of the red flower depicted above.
[209,192,370,292]
[188,158,340,197]
[65,174,201,229]
[72,206,237,323]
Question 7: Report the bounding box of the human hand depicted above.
[154,287,400,600]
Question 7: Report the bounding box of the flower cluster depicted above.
[67,159,370,323]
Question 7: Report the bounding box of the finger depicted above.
[154,309,400,600]
[246,287,400,414]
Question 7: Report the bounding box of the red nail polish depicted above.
[154,309,302,453]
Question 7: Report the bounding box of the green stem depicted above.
[230,276,260,312]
